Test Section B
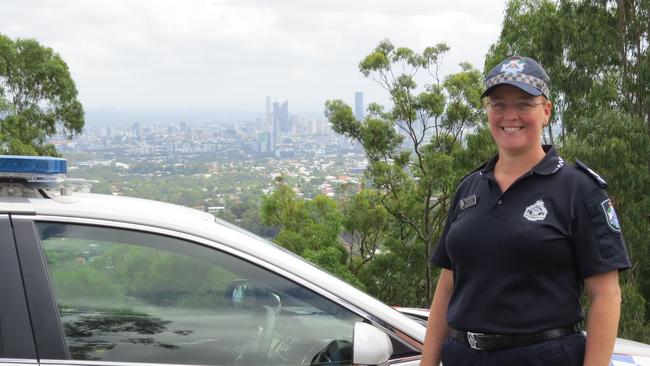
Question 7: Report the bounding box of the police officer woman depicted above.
[420,56,630,366]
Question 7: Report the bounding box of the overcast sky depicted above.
[1,0,507,118]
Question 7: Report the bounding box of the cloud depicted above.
[0,0,507,114]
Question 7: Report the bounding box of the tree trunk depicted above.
[617,0,630,110]
[647,113,650,174]
[425,257,432,305]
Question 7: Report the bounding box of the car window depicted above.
[37,222,363,366]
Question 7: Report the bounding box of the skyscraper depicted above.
[354,92,364,121]
[266,97,289,151]
[265,96,272,126]
[275,100,290,133]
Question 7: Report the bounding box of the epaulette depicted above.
[575,159,608,188]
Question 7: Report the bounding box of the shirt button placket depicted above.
[489,198,504,217]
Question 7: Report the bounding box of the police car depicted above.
[0,155,648,366]
[0,155,422,366]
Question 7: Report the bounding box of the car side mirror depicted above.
[352,322,393,366]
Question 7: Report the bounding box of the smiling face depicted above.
[486,85,552,157]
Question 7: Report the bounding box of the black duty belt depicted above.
[449,324,581,351]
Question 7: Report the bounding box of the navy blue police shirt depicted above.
[431,146,630,334]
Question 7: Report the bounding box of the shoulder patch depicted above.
[575,160,608,188]
[601,199,621,233]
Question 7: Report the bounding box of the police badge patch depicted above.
[460,195,477,210]
[601,199,621,233]
[523,199,547,221]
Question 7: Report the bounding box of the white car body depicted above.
[0,170,421,366]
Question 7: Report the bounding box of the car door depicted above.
[11,216,420,366]
[0,215,38,364]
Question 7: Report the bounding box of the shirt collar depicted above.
[533,145,565,175]
[481,145,565,176]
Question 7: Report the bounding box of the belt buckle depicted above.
[467,332,484,350]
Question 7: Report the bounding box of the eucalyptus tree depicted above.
[0,34,84,155]
[260,180,362,287]
[340,189,392,276]
[325,40,493,303]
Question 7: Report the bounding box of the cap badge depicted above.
[523,199,547,221]
[501,59,526,74]
[601,199,621,233]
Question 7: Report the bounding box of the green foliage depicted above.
[0,34,84,156]
[261,181,361,287]
[303,246,362,287]
[326,40,494,303]
[619,283,650,342]
[341,189,391,275]
[356,235,428,306]
[561,111,650,341]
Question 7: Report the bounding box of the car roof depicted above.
[3,189,426,344]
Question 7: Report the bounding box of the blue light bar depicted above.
[0,155,67,175]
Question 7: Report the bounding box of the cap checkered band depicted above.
[485,72,550,97]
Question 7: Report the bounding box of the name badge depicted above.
[460,195,477,210]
